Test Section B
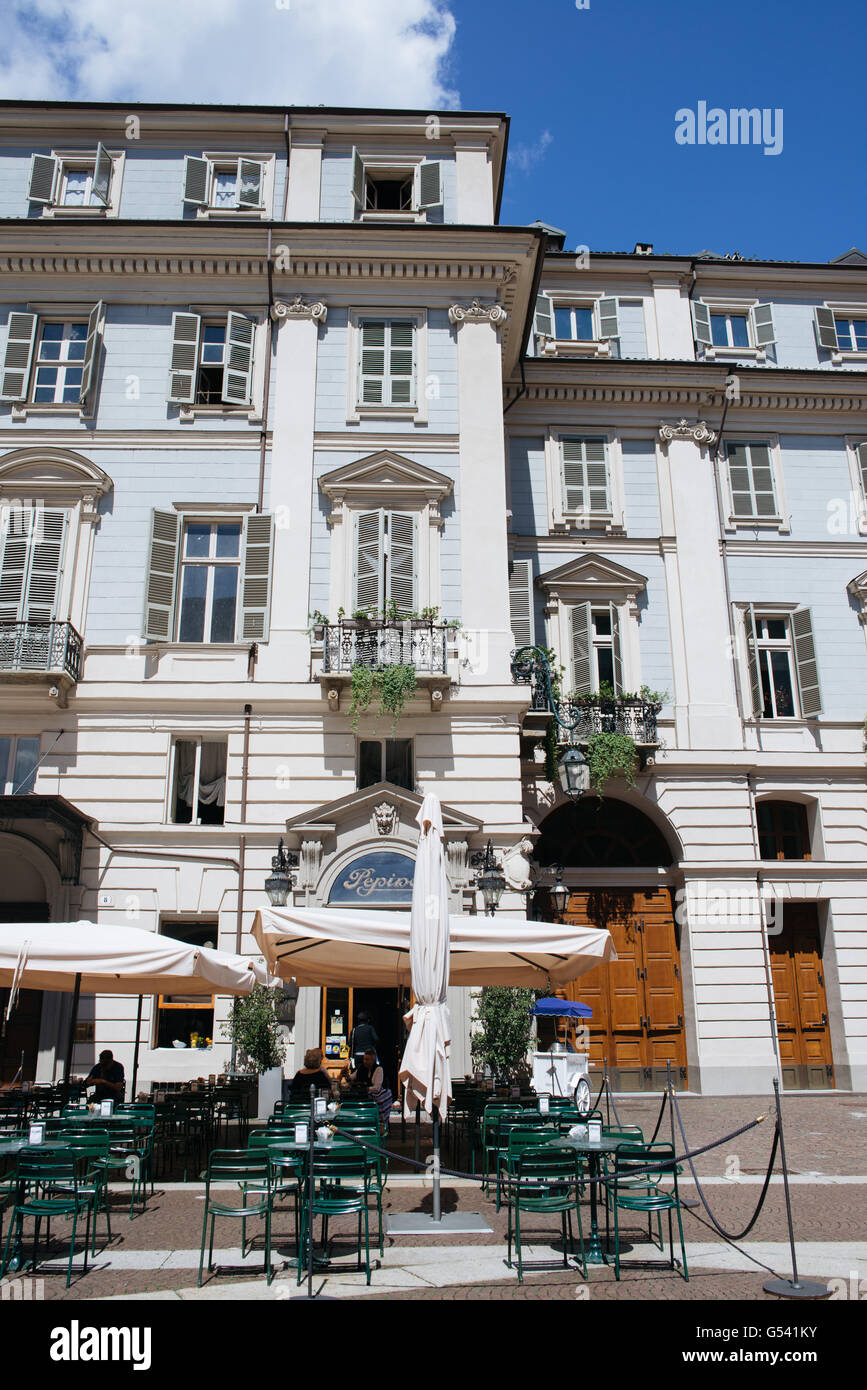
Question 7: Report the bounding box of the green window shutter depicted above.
[143,509,180,641]
[508,559,535,649]
[237,159,264,208]
[24,509,67,622]
[692,301,712,346]
[418,161,442,208]
[0,507,32,621]
[183,156,209,205]
[743,606,762,717]
[388,320,415,405]
[28,154,58,205]
[351,147,365,209]
[792,608,822,717]
[751,303,776,347]
[813,307,838,352]
[222,312,255,406]
[598,298,619,340]
[569,602,593,695]
[167,312,201,404]
[78,301,104,409]
[609,602,623,694]
[354,511,383,612]
[0,312,38,401]
[387,512,417,613]
[359,319,385,404]
[91,143,112,206]
[534,295,553,337]
[237,513,274,641]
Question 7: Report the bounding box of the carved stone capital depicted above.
[848,570,867,623]
[271,296,327,324]
[658,419,717,445]
[448,299,508,329]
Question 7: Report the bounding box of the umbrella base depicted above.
[385,1212,492,1235]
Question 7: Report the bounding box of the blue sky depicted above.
[1,0,864,262]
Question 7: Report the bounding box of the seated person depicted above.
[343,1048,393,1134]
[288,1047,332,1100]
[85,1050,125,1104]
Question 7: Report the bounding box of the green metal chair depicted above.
[493,1116,552,1210]
[198,1149,274,1286]
[1,1149,95,1287]
[295,1143,372,1286]
[88,1125,144,1217]
[603,1142,689,1281]
[56,1131,115,1254]
[480,1107,523,1193]
[505,1145,586,1286]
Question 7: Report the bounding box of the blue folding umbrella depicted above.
[533,997,592,1019]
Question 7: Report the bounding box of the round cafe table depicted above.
[545,1132,625,1265]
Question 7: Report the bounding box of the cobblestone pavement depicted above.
[3,1093,865,1302]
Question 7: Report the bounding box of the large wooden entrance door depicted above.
[556,887,687,1091]
[769,904,834,1090]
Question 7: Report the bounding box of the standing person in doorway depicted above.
[348,1011,379,1071]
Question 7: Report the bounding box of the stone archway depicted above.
[0,834,58,1083]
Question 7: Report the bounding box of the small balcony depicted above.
[319,619,451,713]
[512,649,659,751]
[0,620,83,688]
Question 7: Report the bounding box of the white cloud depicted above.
[0,0,459,107]
[510,129,553,175]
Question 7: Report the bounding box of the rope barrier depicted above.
[672,1090,780,1242]
[647,1087,669,1146]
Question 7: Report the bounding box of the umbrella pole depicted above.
[62,971,82,1106]
[131,995,144,1098]
[432,1104,441,1223]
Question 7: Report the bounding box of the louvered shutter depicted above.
[748,443,777,517]
[418,161,442,208]
[508,559,535,649]
[222,312,255,405]
[569,602,593,695]
[354,511,383,611]
[751,303,776,347]
[351,147,365,209]
[858,443,867,501]
[237,159,264,208]
[78,301,103,408]
[728,443,776,519]
[609,602,623,694]
[813,307,838,352]
[598,298,619,340]
[534,295,553,337]
[692,301,712,345]
[0,507,31,621]
[91,143,112,206]
[387,512,417,613]
[28,154,58,205]
[25,509,66,621]
[743,605,762,717]
[237,513,274,641]
[585,438,610,512]
[359,320,385,404]
[561,439,586,511]
[562,438,609,513]
[0,313,38,401]
[183,156,209,205]
[388,320,414,405]
[143,509,180,641]
[167,312,201,403]
[792,608,822,716]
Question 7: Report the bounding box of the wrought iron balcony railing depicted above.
[322,619,449,675]
[0,620,83,683]
[511,645,659,746]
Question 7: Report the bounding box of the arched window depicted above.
[534,797,674,868]
[756,801,811,860]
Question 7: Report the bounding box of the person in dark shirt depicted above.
[348,1012,379,1069]
[85,1050,125,1103]
[288,1048,332,1100]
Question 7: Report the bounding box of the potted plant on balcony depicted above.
[308,609,328,642]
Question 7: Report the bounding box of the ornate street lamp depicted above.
[470,840,506,917]
[557,744,590,801]
[550,863,568,918]
[264,838,299,907]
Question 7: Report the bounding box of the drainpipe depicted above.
[747,771,783,1086]
[231,703,253,1073]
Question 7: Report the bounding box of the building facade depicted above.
[0,101,865,1096]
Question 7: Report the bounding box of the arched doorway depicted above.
[534,798,687,1091]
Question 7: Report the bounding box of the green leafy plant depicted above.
[471,987,545,1083]
[544,718,559,782]
[349,664,376,730]
[348,663,417,732]
[584,731,638,798]
[220,986,286,1074]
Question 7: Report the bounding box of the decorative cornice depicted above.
[848,570,867,623]
[270,296,327,324]
[448,298,508,328]
[658,419,717,444]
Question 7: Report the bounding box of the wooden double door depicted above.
[769,904,834,1090]
[556,887,687,1091]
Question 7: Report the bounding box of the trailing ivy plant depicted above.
[349,664,375,731]
[348,663,417,733]
[585,731,638,798]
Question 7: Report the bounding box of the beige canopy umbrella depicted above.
[399,793,452,1122]
[0,920,273,1094]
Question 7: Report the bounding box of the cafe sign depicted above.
[328,850,415,906]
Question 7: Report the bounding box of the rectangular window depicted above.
[710,311,750,348]
[353,510,417,614]
[177,520,241,643]
[365,171,413,211]
[0,506,67,624]
[155,920,216,1049]
[358,738,413,791]
[170,739,227,824]
[554,306,595,341]
[28,148,113,211]
[32,322,87,403]
[0,735,40,794]
[725,441,778,520]
[757,802,811,860]
[560,437,611,515]
[196,323,227,404]
[592,609,615,691]
[834,316,867,352]
[358,319,415,407]
[754,616,797,719]
[183,156,265,212]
